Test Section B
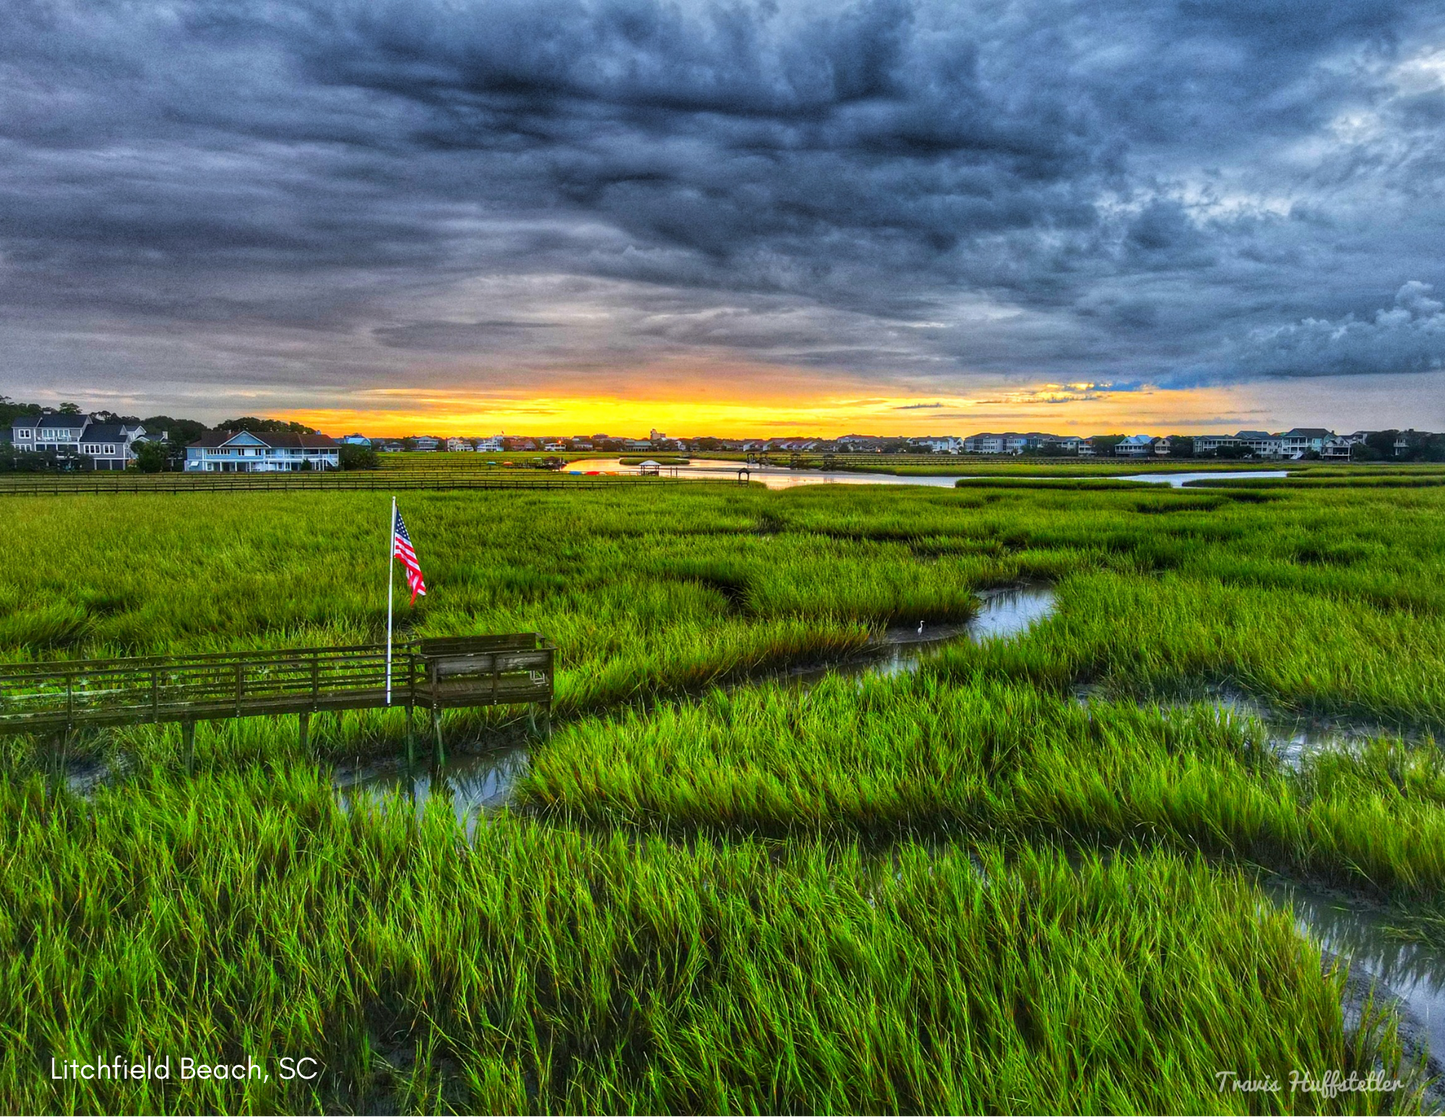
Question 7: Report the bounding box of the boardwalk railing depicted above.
[0,633,555,765]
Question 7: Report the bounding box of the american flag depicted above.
[392,507,427,604]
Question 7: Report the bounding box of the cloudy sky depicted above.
[3,0,1444,434]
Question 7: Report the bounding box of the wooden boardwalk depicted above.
[0,633,554,766]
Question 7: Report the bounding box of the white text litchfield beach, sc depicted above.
[49,1056,319,1083]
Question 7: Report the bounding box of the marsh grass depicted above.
[0,772,1417,1114]
[6,480,1445,1113]
[519,672,1445,903]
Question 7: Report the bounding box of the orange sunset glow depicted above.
[277,378,1258,439]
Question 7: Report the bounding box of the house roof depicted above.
[80,423,138,443]
[188,429,338,449]
[16,412,88,431]
[1281,427,1333,438]
[1234,430,1276,439]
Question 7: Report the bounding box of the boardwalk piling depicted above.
[182,720,195,774]
[298,712,310,752]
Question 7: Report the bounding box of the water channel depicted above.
[561,457,1290,490]
[335,584,1058,827]
[1262,878,1445,1070]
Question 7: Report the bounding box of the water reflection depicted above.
[563,457,1292,491]
[1073,683,1428,767]
[1263,879,1445,1057]
[335,745,528,839]
[564,456,968,489]
[1119,470,1289,487]
[781,584,1056,685]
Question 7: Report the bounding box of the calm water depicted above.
[1092,685,1433,767]
[1119,469,1289,487]
[782,584,1057,686]
[563,458,1291,490]
[334,744,529,840]
[1263,879,1445,1058]
[563,457,966,488]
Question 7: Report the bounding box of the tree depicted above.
[57,402,82,415]
[142,416,208,446]
[339,444,379,470]
[132,440,168,473]
[1365,430,1398,459]
[1167,437,1195,458]
[0,448,65,473]
[1395,429,1433,460]
[0,396,38,428]
[216,416,320,435]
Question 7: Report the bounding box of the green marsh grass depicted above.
[6,482,1445,769]
[0,772,1416,1114]
[6,480,1445,1112]
[518,672,1445,901]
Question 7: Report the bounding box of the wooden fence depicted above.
[0,633,554,766]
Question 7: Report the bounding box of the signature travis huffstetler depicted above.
[1215,1070,1404,1098]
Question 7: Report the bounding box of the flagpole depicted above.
[386,494,395,706]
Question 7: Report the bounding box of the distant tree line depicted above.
[1351,430,1445,462]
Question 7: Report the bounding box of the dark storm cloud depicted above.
[1,0,1444,410]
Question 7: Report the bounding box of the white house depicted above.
[10,412,149,469]
[79,422,151,469]
[475,436,504,452]
[185,430,340,472]
[1114,435,1156,457]
[1195,434,1237,455]
[339,433,372,446]
[917,437,962,453]
[1235,431,1282,457]
[1279,428,1333,458]
[1195,430,1282,458]
[446,437,475,452]
[412,436,440,451]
